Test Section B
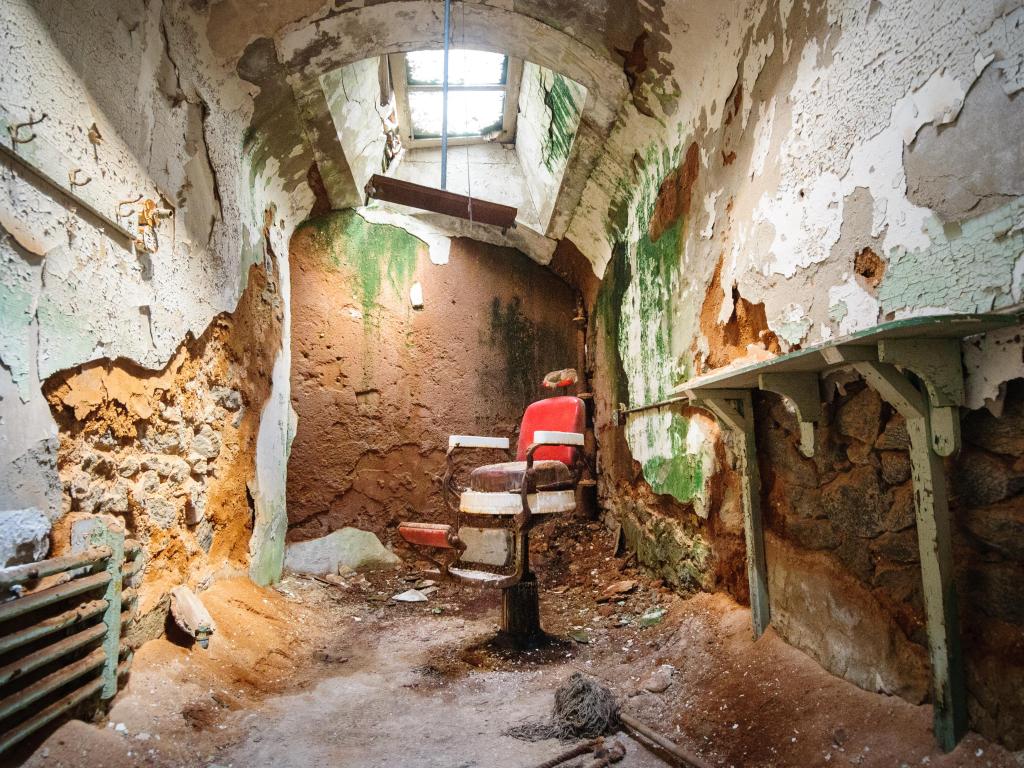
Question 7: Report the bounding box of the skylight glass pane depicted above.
[406,49,506,86]
[409,90,505,137]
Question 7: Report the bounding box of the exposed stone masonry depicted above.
[43,263,282,630]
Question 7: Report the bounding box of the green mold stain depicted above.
[593,240,633,407]
[487,297,567,412]
[639,413,705,502]
[541,72,584,173]
[621,216,684,405]
[297,210,421,326]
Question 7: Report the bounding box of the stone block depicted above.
[962,389,1024,456]
[141,495,178,529]
[284,527,401,575]
[879,451,912,485]
[0,508,51,566]
[961,496,1024,560]
[822,465,887,537]
[875,413,910,450]
[955,450,1024,506]
[189,424,221,461]
[837,386,882,445]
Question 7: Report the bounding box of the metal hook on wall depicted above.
[8,112,48,145]
[116,194,143,224]
[68,168,91,189]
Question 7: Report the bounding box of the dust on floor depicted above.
[14,522,1022,768]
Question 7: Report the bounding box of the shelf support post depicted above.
[685,388,769,638]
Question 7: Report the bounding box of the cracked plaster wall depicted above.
[286,209,578,543]
[0,0,313,588]
[573,0,1024,747]
[322,55,394,201]
[515,62,588,230]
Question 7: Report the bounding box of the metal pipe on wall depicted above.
[440,0,451,189]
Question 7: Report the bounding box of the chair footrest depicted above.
[447,566,510,587]
[398,523,454,549]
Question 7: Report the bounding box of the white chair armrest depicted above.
[533,430,585,446]
[448,435,510,450]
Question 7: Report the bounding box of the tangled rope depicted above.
[506,673,620,742]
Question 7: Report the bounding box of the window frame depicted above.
[390,51,523,149]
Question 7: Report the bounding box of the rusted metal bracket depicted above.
[67,167,91,189]
[0,141,134,242]
[365,173,518,229]
[7,112,47,145]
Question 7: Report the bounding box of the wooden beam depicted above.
[365,174,518,229]
[690,390,770,637]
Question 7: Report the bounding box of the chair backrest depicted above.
[516,396,585,465]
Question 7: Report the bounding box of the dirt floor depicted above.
[13,520,1022,768]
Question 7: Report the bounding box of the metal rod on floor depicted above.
[619,712,711,768]
[440,0,451,190]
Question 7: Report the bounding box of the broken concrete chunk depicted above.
[642,664,675,693]
[142,455,190,483]
[602,579,637,598]
[638,607,666,627]
[189,424,221,460]
[392,589,428,602]
[97,485,129,514]
[212,386,243,412]
[0,508,51,567]
[141,495,177,529]
[141,429,181,455]
[284,527,401,575]
[161,405,182,423]
[118,456,141,477]
[169,585,216,648]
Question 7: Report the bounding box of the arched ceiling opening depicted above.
[233,0,632,264]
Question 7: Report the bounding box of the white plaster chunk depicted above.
[356,205,450,265]
[0,507,50,567]
[409,281,424,309]
[169,585,217,641]
[700,191,721,240]
[284,527,401,576]
[749,97,777,181]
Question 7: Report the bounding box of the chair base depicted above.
[500,572,542,644]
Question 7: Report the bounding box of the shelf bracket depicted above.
[877,338,964,456]
[848,359,967,751]
[757,372,822,457]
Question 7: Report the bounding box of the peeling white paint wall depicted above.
[322,56,390,199]
[0,0,309,581]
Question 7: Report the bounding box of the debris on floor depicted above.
[14,520,1021,768]
[169,585,216,649]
